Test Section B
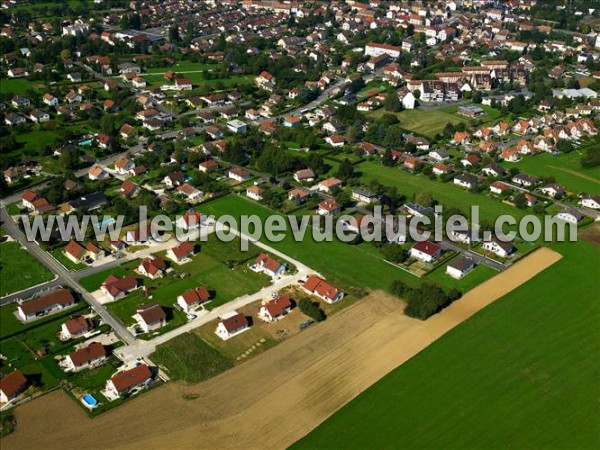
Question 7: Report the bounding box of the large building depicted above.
[364,42,401,58]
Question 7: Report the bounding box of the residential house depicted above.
[166,241,195,264]
[64,342,107,372]
[162,171,185,188]
[317,199,341,216]
[482,237,515,258]
[228,167,250,182]
[88,165,110,181]
[17,289,76,322]
[61,315,93,340]
[137,257,166,279]
[540,183,565,198]
[246,185,265,201]
[64,240,87,264]
[294,168,315,183]
[555,209,583,224]
[215,312,250,340]
[198,160,219,173]
[409,241,443,263]
[253,253,286,278]
[318,177,342,193]
[0,370,28,404]
[134,304,167,333]
[101,275,137,301]
[176,183,203,201]
[453,174,478,190]
[105,364,152,398]
[259,296,293,322]
[580,195,600,210]
[446,256,476,279]
[177,287,211,313]
[300,275,344,304]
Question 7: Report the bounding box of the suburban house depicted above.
[228,167,250,182]
[580,195,600,210]
[453,174,478,190]
[253,253,286,278]
[162,171,186,188]
[176,211,203,230]
[105,364,153,398]
[352,188,378,204]
[18,289,76,322]
[318,177,342,193]
[555,209,583,224]
[120,180,139,199]
[540,183,565,198]
[482,237,515,258]
[288,188,311,204]
[134,304,167,333]
[294,168,315,183]
[198,160,219,173]
[176,183,203,201]
[0,370,28,404]
[101,275,138,301]
[317,199,342,216]
[166,241,195,264]
[137,257,167,279]
[490,181,512,195]
[246,185,265,201]
[177,287,211,313]
[64,239,88,264]
[61,315,93,340]
[88,165,110,181]
[409,241,443,263]
[259,295,293,322]
[300,275,344,304]
[446,257,476,279]
[215,312,250,340]
[64,342,107,372]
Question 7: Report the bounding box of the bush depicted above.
[299,298,327,322]
[390,281,462,320]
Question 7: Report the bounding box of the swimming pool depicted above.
[97,217,115,227]
[79,139,92,146]
[81,394,98,408]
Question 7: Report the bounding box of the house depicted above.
[64,239,87,264]
[259,296,293,322]
[101,275,138,301]
[5,113,26,126]
[166,241,195,264]
[428,149,450,161]
[481,163,506,178]
[176,183,203,201]
[137,257,166,279]
[512,173,538,188]
[176,211,203,230]
[352,188,378,204]
[227,119,248,134]
[364,42,401,58]
[134,304,167,333]
[288,188,311,204]
[162,171,186,189]
[300,275,344,304]
[114,158,134,175]
[580,195,600,210]
[540,183,565,198]
[325,134,346,147]
[17,289,76,322]
[317,199,341,216]
[198,160,219,173]
[490,181,512,195]
[11,95,30,108]
[105,364,152,398]
[29,109,50,123]
[120,180,139,199]
[253,253,286,278]
[446,257,476,279]
[0,370,28,404]
[482,237,515,258]
[177,287,211,313]
[318,177,342,193]
[555,209,583,224]
[246,185,265,201]
[409,241,443,263]
[284,116,302,128]
[294,168,315,183]
[432,163,453,176]
[453,174,478,190]
[21,190,39,209]
[61,315,93,340]
[215,312,250,340]
[64,342,107,372]
[119,123,136,139]
[88,165,110,181]
[228,167,250,182]
[453,131,470,145]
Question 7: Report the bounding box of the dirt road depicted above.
[2,247,561,450]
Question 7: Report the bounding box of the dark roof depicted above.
[0,370,27,398]
[68,191,108,212]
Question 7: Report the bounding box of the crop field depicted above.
[369,108,470,138]
[501,149,600,195]
[293,239,600,449]
[200,195,422,293]
[0,241,54,297]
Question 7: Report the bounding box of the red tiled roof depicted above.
[109,364,152,394]
[0,370,27,399]
[221,313,249,333]
[68,342,106,367]
[20,289,75,315]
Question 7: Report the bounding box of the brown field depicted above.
[2,247,561,450]
[581,224,600,248]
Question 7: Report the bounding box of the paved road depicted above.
[0,207,136,344]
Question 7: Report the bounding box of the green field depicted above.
[293,239,600,449]
[145,62,220,74]
[0,78,43,95]
[150,332,233,383]
[357,161,529,222]
[501,150,600,195]
[200,195,422,293]
[370,108,469,138]
[0,241,54,296]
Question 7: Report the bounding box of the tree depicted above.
[557,140,574,153]
[384,91,401,112]
[168,26,180,43]
[415,191,433,207]
[336,158,355,181]
[403,283,459,320]
[382,148,394,167]
[472,91,483,104]
[299,298,326,322]
[513,192,527,209]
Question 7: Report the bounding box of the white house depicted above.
[555,209,583,224]
[177,287,211,313]
[580,195,600,210]
[105,364,152,398]
[64,342,107,372]
[446,257,476,279]
[258,296,293,322]
[215,312,250,340]
[166,241,195,264]
[409,241,443,263]
[134,304,167,333]
[482,237,515,258]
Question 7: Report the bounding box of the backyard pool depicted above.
[81,393,98,409]
[97,217,115,227]
[79,139,92,146]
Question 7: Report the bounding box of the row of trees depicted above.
[390,281,461,320]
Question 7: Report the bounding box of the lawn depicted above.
[0,241,54,296]
[145,62,220,74]
[357,160,529,222]
[292,239,600,449]
[501,150,600,195]
[79,266,129,292]
[0,78,44,95]
[424,258,498,292]
[150,332,233,383]
[15,130,60,152]
[50,248,86,271]
[200,195,422,294]
[439,103,504,123]
[369,108,470,138]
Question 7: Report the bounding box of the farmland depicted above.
[292,239,600,450]
[0,241,54,296]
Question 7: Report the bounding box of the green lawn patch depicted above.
[150,332,233,383]
[369,108,469,138]
[425,258,497,292]
[50,248,86,271]
[0,241,54,296]
[79,266,128,292]
[292,239,600,450]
